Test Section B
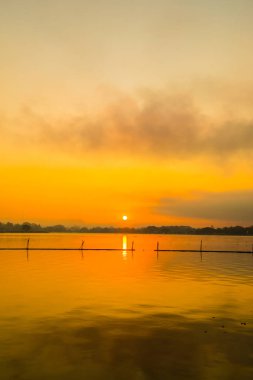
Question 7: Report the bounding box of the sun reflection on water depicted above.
[122,235,127,259]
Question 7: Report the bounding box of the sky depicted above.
[1,0,253,227]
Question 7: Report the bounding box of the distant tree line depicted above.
[0,222,253,235]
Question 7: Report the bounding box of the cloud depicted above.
[156,190,253,223]
[3,88,253,160]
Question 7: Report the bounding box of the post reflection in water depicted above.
[122,235,127,259]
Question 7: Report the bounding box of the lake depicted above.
[0,233,253,379]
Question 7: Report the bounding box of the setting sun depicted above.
[122,215,128,221]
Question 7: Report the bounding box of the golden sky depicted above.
[1,0,253,227]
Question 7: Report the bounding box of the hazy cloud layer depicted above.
[3,89,253,160]
[156,190,253,223]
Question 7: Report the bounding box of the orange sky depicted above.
[1,1,253,227]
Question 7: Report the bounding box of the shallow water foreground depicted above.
[0,233,253,379]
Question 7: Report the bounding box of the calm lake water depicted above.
[0,233,253,380]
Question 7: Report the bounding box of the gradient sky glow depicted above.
[1,0,253,226]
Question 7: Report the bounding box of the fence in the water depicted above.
[0,239,135,251]
[154,240,253,254]
[0,239,253,253]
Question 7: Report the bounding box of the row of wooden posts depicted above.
[0,239,252,254]
[156,240,253,254]
[0,239,136,252]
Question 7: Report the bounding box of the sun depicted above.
[122,215,128,221]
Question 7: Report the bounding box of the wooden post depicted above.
[200,240,203,252]
[80,240,84,258]
[131,241,134,251]
[156,241,159,260]
[26,238,30,250]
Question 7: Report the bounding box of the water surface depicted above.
[0,233,253,379]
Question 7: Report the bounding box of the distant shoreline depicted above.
[1,222,253,236]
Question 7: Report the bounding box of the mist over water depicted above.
[0,233,253,379]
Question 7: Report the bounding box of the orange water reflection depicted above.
[0,234,253,379]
